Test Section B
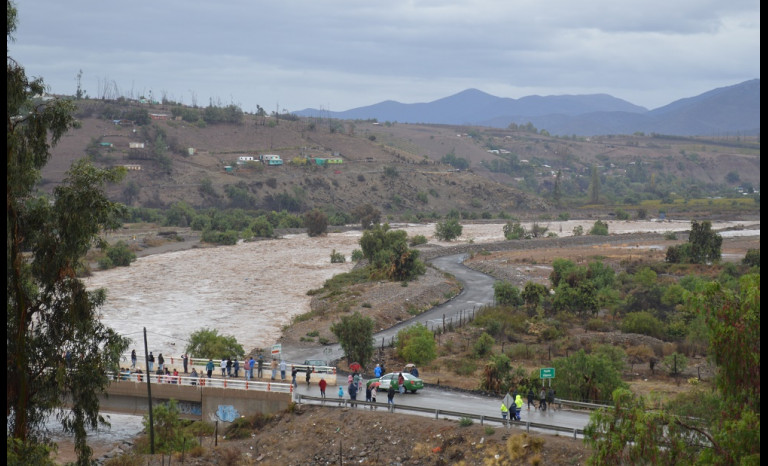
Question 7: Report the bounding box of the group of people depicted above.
[502,387,556,422]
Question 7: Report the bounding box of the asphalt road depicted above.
[279,253,594,434]
[280,253,495,365]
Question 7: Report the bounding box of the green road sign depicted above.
[540,367,555,379]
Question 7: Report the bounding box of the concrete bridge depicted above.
[100,374,299,421]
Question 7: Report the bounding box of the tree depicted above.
[142,399,197,454]
[304,209,328,237]
[666,220,722,264]
[8,5,129,462]
[359,224,425,281]
[503,221,526,240]
[494,281,523,306]
[585,274,760,464]
[352,203,381,230]
[589,220,609,235]
[552,350,627,403]
[435,218,462,241]
[588,165,600,204]
[330,312,375,369]
[185,329,244,359]
[395,323,437,365]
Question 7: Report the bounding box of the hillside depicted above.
[40,99,760,217]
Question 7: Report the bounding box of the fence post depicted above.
[435,409,439,420]
[526,421,530,433]
[480,415,483,426]
[573,428,577,440]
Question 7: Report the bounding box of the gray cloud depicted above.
[10,0,760,112]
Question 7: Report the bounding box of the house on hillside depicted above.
[149,113,170,120]
[120,164,141,171]
[260,154,283,166]
[326,157,343,164]
[129,142,145,149]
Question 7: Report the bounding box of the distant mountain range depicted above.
[296,79,760,137]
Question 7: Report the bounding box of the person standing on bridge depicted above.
[148,352,155,372]
[233,358,240,378]
[280,359,287,381]
[257,355,264,378]
[226,357,233,377]
[206,359,214,378]
[182,353,188,374]
[243,358,251,381]
[157,353,164,371]
[291,366,298,388]
[130,349,137,369]
[319,377,327,398]
[220,358,227,377]
[270,358,277,380]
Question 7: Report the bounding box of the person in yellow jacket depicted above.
[514,394,524,421]
[500,402,509,423]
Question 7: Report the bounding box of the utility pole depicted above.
[144,327,155,454]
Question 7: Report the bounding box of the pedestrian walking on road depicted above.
[319,377,327,398]
[306,367,312,386]
[547,388,556,411]
[387,383,396,411]
[348,381,358,407]
[291,366,298,388]
[338,385,344,402]
[206,359,214,378]
[539,387,547,411]
[365,384,372,406]
[515,394,524,421]
[527,388,535,410]
[280,360,287,380]
[148,352,155,372]
[370,385,377,410]
[270,358,277,380]
[374,364,382,378]
[398,372,405,394]
[130,349,137,369]
[500,402,509,423]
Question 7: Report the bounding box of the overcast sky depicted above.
[9,0,760,113]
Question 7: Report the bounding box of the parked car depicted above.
[367,372,424,393]
[303,359,332,373]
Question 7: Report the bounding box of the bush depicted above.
[396,323,437,365]
[620,311,665,339]
[586,318,611,332]
[572,225,584,236]
[589,220,609,235]
[473,332,495,357]
[458,417,474,427]
[494,281,523,306]
[409,234,428,246]
[104,240,137,267]
[304,209,328,237]
[503,221,526,240]
[435,219,463,241]
[350,249,364,261]
[330,249,345,263]
[743,248,760,267]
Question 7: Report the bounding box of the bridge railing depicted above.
[108,372,293,393]
[295,394,586,439]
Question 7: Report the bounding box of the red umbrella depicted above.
[349,362,362,372]
[369,381,381,388]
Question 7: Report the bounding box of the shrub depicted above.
[586,318,611,332]
[572,225,584,236]
[105,241,137,267]
[621,311,665,339]
[473,332,495,357]
[304,209,328,237]
[589,220,609,235]
[503,221,526,240]
[743,248,760,267]
[615,209,630,220]
[330,249,345,263]
[458,417,474,427]
[435,219,463,241]
[409,234,428,246]
[396,323,437,365]
[350,249,363,261]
